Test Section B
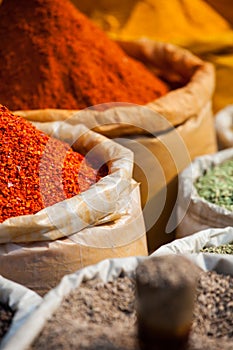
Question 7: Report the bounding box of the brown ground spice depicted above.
[30,271,233,350]
[0,302,14,343]
[0,0,168,111]
[0,105,102,223]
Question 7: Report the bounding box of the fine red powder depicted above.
[0,0,168,110]
[0,105,101,223]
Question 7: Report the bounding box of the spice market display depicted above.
[7,1,218,254]
[0,105,103,223]
[1,0,233,349]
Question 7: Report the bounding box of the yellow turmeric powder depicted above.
[71,0,230,44]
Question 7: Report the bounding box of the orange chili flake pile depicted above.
[0,105,103,223]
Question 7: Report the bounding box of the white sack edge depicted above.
[0,276,42,350]
[155,226,233,255]
[153,226,233,274]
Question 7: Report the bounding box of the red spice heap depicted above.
[0,0,168,110]
[0,105,101,223]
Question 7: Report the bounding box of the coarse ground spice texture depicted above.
[30,271,233,350]
[0,0,168,111]
[0,302,14,343]
[201,242,233,254]
[0,105,102,223]
[195,159,233,211]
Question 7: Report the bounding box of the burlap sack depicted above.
[215,105,233,149]
[15,39,217,253]
[176,148,233,238]
[0,276,41,350]
[0,122,147,295]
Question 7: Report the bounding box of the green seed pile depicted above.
[195,159,233,211]
[201,243,233,255]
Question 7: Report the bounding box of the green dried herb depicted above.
[201,242,233,254]
[195,159,233,211]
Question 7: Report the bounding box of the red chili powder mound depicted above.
[0,105,102,223]
[0,0,168,111]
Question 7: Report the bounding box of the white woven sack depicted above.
[0,276,41,350]
[176,148,233,238]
